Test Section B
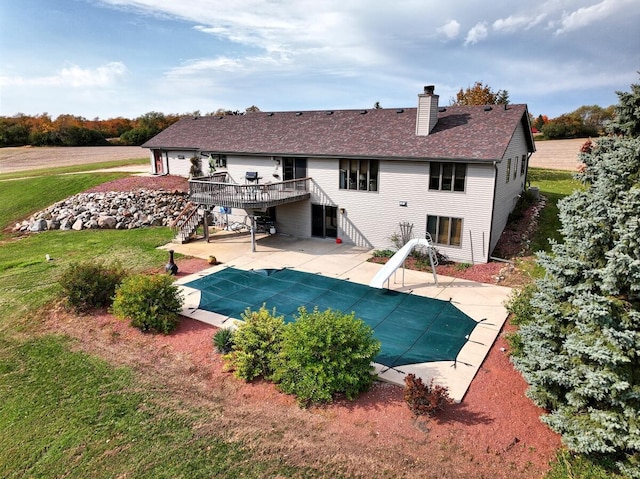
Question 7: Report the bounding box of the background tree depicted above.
[541,113,599,139]
[450,81,509,106]
[532,114,548,132]
[510,78,640,477]
[572,104,615,133]
[119,111,181,145]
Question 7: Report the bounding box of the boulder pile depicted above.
[14,189,189,232]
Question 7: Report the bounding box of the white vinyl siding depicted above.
[158,125,530,263]
[490,121,530,254]
[307,158,494,263]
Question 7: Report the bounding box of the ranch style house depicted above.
[142,86,535,264]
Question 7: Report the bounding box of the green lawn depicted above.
[527,168,586,254]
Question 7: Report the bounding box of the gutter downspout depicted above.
[524,151,533,188]
[487,160,499,263]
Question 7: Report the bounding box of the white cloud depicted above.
[493,13,547,32]
[436,20,460,39]
[464,22,488,45]
[555,0,633,34]
[0,62,127,87]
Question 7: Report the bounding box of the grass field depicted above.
[0,163,621,479]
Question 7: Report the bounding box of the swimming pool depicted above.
[184,267,478,369]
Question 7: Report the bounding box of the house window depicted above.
[520,154,526,176]
[429,162,466,192]
[339,159,378,191]
[427,215,462,246]
[506,158,511,183]
[513,157,518,180]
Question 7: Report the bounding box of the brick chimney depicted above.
[415,85,439,136]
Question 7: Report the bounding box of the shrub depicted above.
[111,274,183,334]
[213,327,235,354]
[404,373,453,417]
[371,249,395,258]
[504,283,538,326]
[272,307,381,406]
[223,306,285,381]
[507,188,537,223]
[59,260,126,313]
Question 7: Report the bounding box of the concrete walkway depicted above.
[165,232,512,402]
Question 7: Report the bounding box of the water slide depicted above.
[369,238,438,288]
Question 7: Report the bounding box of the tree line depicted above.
[0,107,258,148]
[0,81,616,147]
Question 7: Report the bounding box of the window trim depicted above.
[520,154,526,176]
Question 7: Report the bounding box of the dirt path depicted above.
[0,146,147,174]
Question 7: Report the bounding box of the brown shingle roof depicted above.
[142,104,534,162]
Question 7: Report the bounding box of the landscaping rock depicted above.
[14,189,189,233]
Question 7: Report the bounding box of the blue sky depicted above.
[1,0,638,120]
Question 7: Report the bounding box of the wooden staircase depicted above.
[171,202,205,244]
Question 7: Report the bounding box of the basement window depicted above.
[427,215,462,247]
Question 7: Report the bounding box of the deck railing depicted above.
[188,176,311,209]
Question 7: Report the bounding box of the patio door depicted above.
[311,204,337,238]
[283,157,307,189]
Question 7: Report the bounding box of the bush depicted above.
[223,306,285,381]
[59,260,126,313]
[272,307,381,406]
[213,328,235,354]
[111,274,182,334]
[404,373,453,417]
[507,188,537,223]
[371,249,395,258]
[504,284,538,326]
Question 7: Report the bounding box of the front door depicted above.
[153,150,164,174]
[311,204,337,238]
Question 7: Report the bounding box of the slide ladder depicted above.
[369,237,438,288]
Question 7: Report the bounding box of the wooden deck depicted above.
[188,176,311,209]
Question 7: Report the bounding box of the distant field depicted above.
[529,138,585,171]
[0,146,148,174]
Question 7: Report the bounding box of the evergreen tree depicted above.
[511,79,640,477]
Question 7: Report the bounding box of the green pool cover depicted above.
[184,267,478,368]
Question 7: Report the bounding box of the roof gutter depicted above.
[151,149,501,164]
